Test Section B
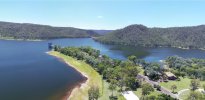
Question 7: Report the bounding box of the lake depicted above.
[1,38,205,100]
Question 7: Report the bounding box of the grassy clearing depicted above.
[179,90,205,100]
[100,80,125,100]
[49,51,125,100]
[179,90,191,100]
[139,67,144,75]
[160,77,205,92]
[134,88,161,98]
[134,78,161,98]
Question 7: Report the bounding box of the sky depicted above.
[0,0,205,29]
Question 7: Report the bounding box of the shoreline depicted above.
[62,77,87,100]
[47,51,90,100]
[0,37,93,42]
[94,39,205,51]
[1,37,205,51]
[0,37,43,41]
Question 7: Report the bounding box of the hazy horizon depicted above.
[1,20,205,30]
[0,0,205,30]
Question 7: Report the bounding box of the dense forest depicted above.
[54,46,176,100]
[0,21,99,39]
[91,30,113,35]
[135,55,205,81]
[96,24,205,49]
[166,56,205,80]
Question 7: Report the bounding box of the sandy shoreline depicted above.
[47,51,89,100]
[62,77,87,100]
[0,37,43,41]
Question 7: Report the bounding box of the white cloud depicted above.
[97,15,103,19]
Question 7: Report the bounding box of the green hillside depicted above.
[96,24,205,49]
[0,21,99,39]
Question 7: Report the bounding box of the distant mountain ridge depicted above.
[96,24,205,49]
[0,21,100,39]
[91,30,113,35]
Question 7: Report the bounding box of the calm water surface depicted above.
[1,38,205,100]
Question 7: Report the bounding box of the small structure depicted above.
[48,43,54,50]
[164,72,177,80]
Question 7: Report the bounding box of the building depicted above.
[48,43,53,49]
[164,72,177,80]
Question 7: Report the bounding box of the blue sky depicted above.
[0,0,205,29]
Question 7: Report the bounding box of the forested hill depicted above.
[91,30,113,35]
[0,21,99,39]
[96,24,205,49]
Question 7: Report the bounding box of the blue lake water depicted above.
[1,38,205,100]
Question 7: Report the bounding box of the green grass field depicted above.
[48,51,125,100]
[179,90,205,100]
[134,88,161,98]
[160,77,205,92]
[100,80,125,100]
[139,67,144,75]
[178,90,191,100]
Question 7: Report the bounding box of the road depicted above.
[137,74,178,99]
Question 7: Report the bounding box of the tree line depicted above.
[166,56,205,80]
[0,21,99,39]
[54,46,176,100]
[55,46,141,90]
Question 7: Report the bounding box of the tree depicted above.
[171,84,177,93]
[117,79,125,92]
[156,94,175,100]
[54,45,61,51]
[181,72,186,78]
[149,95,156,100]
[125,77,139,90]
[203,84,205,91]
[154,84,161,91]
[96,63,105,75]
[134,59,146,66]
[128,55,137,63]
[115,67,126,92]
[187,91,205,100]
[141,83,154,96]
[109,79,117,97]
[126,65,140,77]
[145,62,161,81]
[88,86,100,100]
[190,79,200,91]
